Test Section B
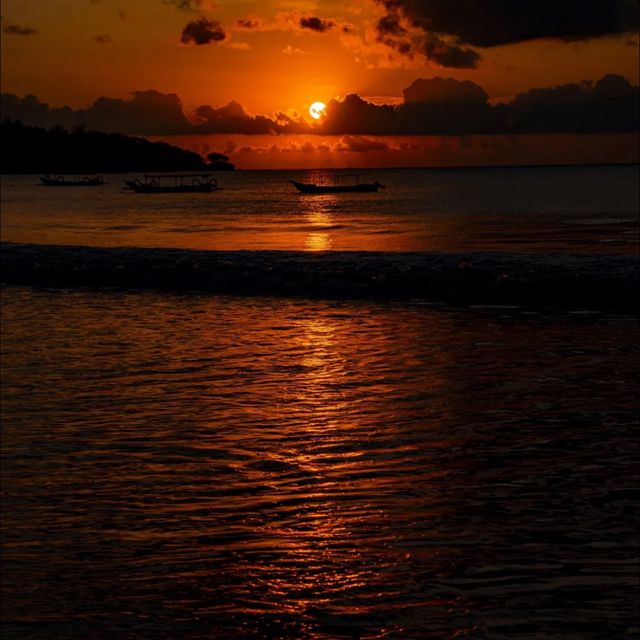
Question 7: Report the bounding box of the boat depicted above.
[290,174,384,194]
[123,173,220,193]
[40,174,106,186]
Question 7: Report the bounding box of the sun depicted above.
[309,101,326,120]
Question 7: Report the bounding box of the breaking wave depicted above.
[2,242,638,311]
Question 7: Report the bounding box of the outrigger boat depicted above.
[123,173,220,193]
[40,174,106,186]
[290,174,384,194]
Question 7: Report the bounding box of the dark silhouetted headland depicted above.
[0,119,235,174]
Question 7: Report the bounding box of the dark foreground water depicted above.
[2,288,638,639]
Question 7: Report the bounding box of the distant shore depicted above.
[2,242,637,311]
[0,120,235,174]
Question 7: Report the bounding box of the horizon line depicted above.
[2,161,638,177]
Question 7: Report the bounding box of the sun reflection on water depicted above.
[298,192,339,252]
[3,290,638,638]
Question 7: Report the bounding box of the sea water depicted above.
[1,165,639,639]
[2,165,638,254]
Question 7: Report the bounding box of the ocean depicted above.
[2,165,638,254]
[1,165,639,639]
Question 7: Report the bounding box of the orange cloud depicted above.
[282,45,307,55]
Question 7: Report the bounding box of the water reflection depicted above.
[221,309,464,637]
[2,289,638,639]
[2,169,638,254]
[298,195,338,252]
[304,218,333,252]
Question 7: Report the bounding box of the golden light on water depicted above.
[305,210,333,252]
[300,191,337,252]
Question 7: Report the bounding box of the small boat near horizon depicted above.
[290,174,385,194]
[40,174,106,186]
[123,173,220,194]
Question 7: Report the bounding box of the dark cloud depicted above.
[2,75,637,137]
[375,0,639,53]
[417,34,480,68]
[317,75,639,135]
[180,17,225,45]
[397,78,496,133]
[336,135,390,152]
[0,94,78,130]
[193,101,310,134]
[86,91,193,134]
[237,18,257,28]
[375,9,479,67]
[3,24,38,36]
[0,91,192,135]
[299,17,334,32]
[376,14,407,37]
[508,74,640,133]
[316,78,495,134]
[194,100,271,133]
[321,94,397,134]
[92,34,111,44]
[375,13,414,57]
[403,77,488,104]
[0,91,309,136]
[165,0,205,11]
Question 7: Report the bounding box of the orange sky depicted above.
[3,0,638,112]
[2,0,639,167]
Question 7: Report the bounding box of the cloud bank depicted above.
[377,0,639,47]
[371,0,639,67]
[2,75,638,137]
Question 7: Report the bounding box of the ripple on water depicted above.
[1,288,638,639]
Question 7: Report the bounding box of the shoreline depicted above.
[2,242,638,311]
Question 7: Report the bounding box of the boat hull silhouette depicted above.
[123,174,220,194]
[40,175,105,186]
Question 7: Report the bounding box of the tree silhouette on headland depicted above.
[0,119,236,174]
[206,152,235,171]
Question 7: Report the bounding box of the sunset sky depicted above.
[2,0,639,167]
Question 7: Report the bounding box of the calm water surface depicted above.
[2,288,638,639]
[2,165,638,254]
